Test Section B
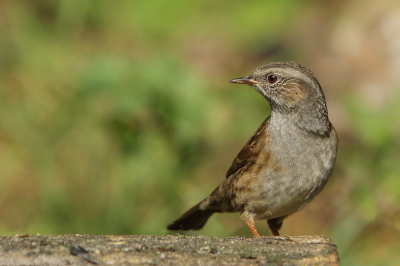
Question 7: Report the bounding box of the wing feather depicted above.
[226,117,270,178]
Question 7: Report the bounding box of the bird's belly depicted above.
[250,139,336,220]
[251,173,327,220]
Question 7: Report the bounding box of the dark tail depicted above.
[167,202,215,231]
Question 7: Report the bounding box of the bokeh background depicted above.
[1,0,400,265]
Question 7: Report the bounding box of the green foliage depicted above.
[0,1,400,265]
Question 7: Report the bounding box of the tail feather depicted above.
[167,202,215,231]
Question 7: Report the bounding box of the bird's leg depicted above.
[241,212,260,237]
[269,225,280,236]
[246,221,260,237]
[267,216,288,236]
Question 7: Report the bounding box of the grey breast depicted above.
[253,113,337,220]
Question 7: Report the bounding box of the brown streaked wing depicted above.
[225,117,270,178]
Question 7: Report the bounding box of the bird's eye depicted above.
[267,74,277,83]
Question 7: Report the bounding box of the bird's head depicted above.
[231,61,330,134]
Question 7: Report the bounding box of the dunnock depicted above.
[167,61,338,236]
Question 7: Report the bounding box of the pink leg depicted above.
[246,221,260,237]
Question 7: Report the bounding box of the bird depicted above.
[167,61,338,236]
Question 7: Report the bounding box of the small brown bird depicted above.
[167,61,338,236]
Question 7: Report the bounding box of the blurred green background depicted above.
[1,0,400,265]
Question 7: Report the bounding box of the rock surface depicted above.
[0,234,339,265]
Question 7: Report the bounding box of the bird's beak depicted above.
[230,75,259,85]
